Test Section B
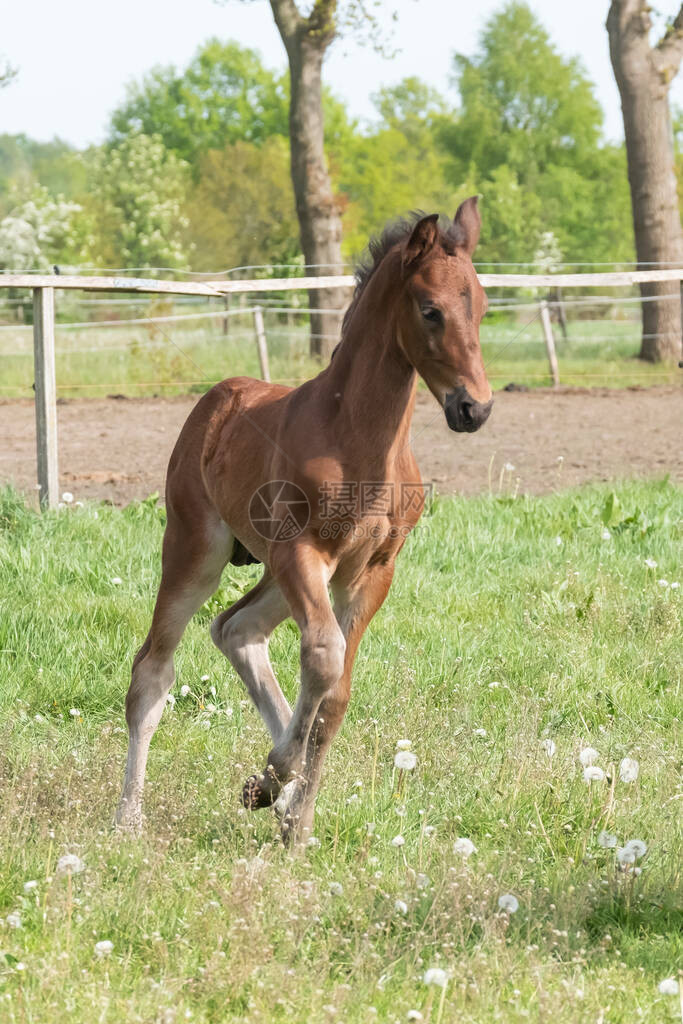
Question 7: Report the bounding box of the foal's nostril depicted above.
[460,400,474,426]
[444,386,493,433]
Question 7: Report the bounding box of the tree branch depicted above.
[654,4,683,82]
[606,0,651,48]
[268,0,303,44]
[0,58,17,90]
[305,0,337,48]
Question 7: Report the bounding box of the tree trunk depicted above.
[269,0,352,360]
[607,1,683,363]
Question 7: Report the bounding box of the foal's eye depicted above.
[421,305,442,325]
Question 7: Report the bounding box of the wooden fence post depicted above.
[540,299,559,388]
[33,286,59,509]
[253,305,271,382]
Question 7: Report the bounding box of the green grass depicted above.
[0,480,681,1022]
[0,311,678,399]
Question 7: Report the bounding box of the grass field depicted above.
[0,480,681,1022]
[0,307,680,399]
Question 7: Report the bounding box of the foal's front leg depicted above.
[276,562,395,843]
[241,547,345,824]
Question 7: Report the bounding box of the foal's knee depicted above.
[301,623,346,695]
[210,609,257,663]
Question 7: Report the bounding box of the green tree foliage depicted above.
[336,78,454,257]
[442,1,633,265]
[449,3,602,180]
[89,132,189,269]
[109,39,289,172]
[0,136,87,216]
[0,184,90,272]
[184,136,300,271]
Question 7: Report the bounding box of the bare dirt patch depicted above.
[0,386,680,506]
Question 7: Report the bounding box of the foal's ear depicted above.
[452,196,481,256]
[402,213,440,272]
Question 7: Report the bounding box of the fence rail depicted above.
[3,268,683,294]
[1,268,682,510]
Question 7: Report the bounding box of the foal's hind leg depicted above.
[116,513,232,830]
[210,573,292,742]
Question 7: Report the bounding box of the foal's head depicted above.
[396,198,492,432]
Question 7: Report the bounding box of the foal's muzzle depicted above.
[444,386,493,433]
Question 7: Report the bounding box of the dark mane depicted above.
[340,212,461,339]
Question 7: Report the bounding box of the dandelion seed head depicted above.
[61,492,74,504]
[394,899,408,915]
[597,831,618,849]
[453,837,477,858]
[94,940,114,958]
[623,839,647,859]
[6,912,21,928]
[396,739,412,751]
[166,693,176,708]
[498,893,519,913]
[180,685,191,697]
[69,708,81,718]
[658,978,679,995]
[583,765,605,783]
[657,578,669,588]
[391,835,405,848]
[56,853,84,876]
[23,880,38,893]
[394,750,417,771]
[423,967,448,988]
[619,757,639,783]
[579,747,599,766]
[644,558,657,569]
[328,881,343,896]
[110,576,123,585]
[473,728,487,738]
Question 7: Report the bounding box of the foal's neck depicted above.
[318,265,417,468]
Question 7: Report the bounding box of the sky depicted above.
[2,0,683,148]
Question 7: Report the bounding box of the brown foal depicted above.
[116,198,493,844]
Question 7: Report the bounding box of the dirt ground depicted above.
[0,386,680,505]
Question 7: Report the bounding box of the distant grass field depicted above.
[0,480,681,1022]
[0,307,679,398]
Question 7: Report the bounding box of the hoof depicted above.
[242,772,278,810]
